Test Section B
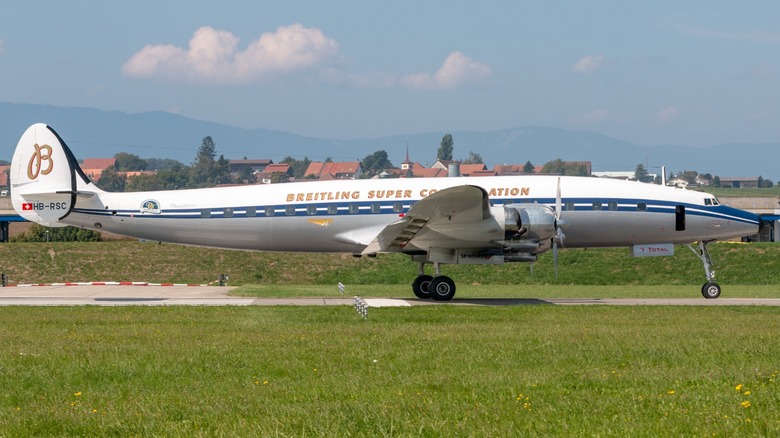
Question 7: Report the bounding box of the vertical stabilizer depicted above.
[10,123,91,226]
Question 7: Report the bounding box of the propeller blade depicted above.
[556,227,566,248]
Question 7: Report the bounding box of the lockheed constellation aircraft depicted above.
[10,124,762,300]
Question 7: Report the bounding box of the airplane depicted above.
[10,123,763,300]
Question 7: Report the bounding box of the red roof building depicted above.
[459,164,488,176]
[304,162,363,180]
[81,158,117,182]
[258,163,292,184]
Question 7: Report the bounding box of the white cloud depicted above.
[122,24,340,84]
[401,51,491,90]
[123,26,490,91]
[657,105,679,123]
[572,55,604,74]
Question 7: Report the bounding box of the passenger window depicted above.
[393,203,403,213]
[592,202,603,211]
[370,203,381,213]
[608,201,618,211]
[201,209,211,218]
[223,208,233,218]
[564,202,575,211]
[246,207,256,217]
[307,205,317,215]
[264,206,274,217]
[285,205,296,216]
[349,204,359,214]
[637,202,647,211]
[328,204,338,215]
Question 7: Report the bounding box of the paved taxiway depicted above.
[1,285,779,306]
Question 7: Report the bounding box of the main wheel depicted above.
[429,276,456,301]
[701,282,721,299]
[412,275,434,299]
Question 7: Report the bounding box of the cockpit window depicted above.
[704,198,712,206]
[712,198,719,205]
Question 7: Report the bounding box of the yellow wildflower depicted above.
[741,401,751,409]
[735,384,744,392]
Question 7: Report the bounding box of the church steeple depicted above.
[401,143,412,170]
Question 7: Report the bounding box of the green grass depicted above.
[232,283,780,299]
[0,306,778,436]
[1,241,778,286]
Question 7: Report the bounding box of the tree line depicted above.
[88,134,771,192]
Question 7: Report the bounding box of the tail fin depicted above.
[10,123,98,227]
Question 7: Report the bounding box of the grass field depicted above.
[1,241,778,435]
[233,284,780,299]
[1,305,778,436]
[1,241,778,287]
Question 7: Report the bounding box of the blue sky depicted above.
[1,1,779,146]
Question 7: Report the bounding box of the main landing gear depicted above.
[411,261,456,301]
[687,240,721,299]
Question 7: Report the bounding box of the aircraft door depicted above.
[675,205,686,231]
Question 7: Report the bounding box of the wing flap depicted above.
[363,185,501,254]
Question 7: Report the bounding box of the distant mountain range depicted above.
[2,102,777,180]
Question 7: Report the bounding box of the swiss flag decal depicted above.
[22,203,33,211]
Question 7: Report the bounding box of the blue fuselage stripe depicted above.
[71,196,760,226]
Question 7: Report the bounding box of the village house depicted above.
[80,158,117,182]
[304,161,363,180]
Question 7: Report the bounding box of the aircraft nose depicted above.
[720,206,762,239]
[742,210,763,237]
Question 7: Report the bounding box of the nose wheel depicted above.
[688,241,721,299]
[701,282,721,299]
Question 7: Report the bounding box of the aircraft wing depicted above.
[362,185,503,254]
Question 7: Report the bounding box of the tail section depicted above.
[10,123,98,227]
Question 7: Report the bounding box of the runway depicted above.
[1,285,779,306]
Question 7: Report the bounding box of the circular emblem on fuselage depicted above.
[140,199,161,214]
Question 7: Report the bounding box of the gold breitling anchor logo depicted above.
[27,143,54,180]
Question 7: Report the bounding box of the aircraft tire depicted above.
[429,276,456,301]
[701,282,721,299]
[412,275,434,299]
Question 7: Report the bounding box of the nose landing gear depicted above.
[687,240,720,299]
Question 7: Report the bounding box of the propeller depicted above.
[552,177,566,281]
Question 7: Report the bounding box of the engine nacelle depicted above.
[498,204,557,257]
